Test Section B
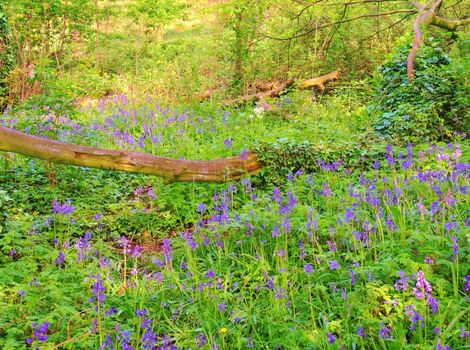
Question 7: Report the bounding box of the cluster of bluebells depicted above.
[52,199,75,215]
[4,128,467,349]
[26,322,50,348]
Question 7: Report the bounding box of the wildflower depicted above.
[219,327,228,334]
[17,290,26,298]
[304,264,315,274]
[223,138,232,150]
[385,216,398,231]
[27,321,50,345]
[196,333,207,347]
[405,305,425,330]
[197,202,207,213]
[436,341,452,350]
[394,270,410,291]
[451,236,458,260]
[205,269,216,279]
[321,182,333,197]
[130,245,143,258]
[413,271,432,301]
[247,337,255,347]
[89,274,106,309]
[218,303,227,312]
[240,148,250,160]
[330,260,341,270]
[357,324,368,338]
[52,198,75,215]
[99,334,114,350]
[275,288,287,299]
[425,256,434,264]
[105,307,116,317]
[379,323,393,339]
[272,225,280,238]
[427,294,439,314]
[386,144,395,167]
[327,333,336,344]
[450,327,466,341]
[117,329,134,350]
[162,238,173,264]
[55,251,65,266]
[444,189,455,206]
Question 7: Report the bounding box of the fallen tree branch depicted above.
[0,126,263,183]
[221,71,341,106]
[223,78,295,106]
[298,70,341,90]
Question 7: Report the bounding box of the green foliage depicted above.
[130,0,188,28]
[253,137,384,184]
[371,37,470,143]
[0,189,11,236]
[0,3,14,110]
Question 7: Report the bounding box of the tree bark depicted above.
[0,126,263,182]
[407,0,469,80]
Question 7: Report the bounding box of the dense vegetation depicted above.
[0,1,469,349]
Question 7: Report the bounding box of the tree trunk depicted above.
[0,126,262,183]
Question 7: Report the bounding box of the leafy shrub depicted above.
[0,4,14,110]
[371,37,469,143]
[253,137,385,184]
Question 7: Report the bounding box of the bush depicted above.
[370,36,469,143]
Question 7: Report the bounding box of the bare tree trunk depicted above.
[0,126,262,183]
[94,0,101,72]
[407,0,469,80]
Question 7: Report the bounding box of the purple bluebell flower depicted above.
[240,149,249,160]
[89,274,106,309]
[223,138,232,150]
[196,333,207,347]
[304,264,314,274]
[357,324,368,338]
[427,294,439,314]
[162,238,173,264]
[405,305,425,330]
[386,144,395,167]
[246,337,254,348]
[460,328,469,338]
[327,333,336,344]
[99,333,115,350]
[413,270,432,300]
[205,269,216,279]
[379,323,392,339]
[425,256,434,264]
[218,303,227,312]
[55,251,65,266]
[394,270,410,291]
[329,260,341,270]
[451,235,458,260]
[27,321,50,344]
[105,307,116,317]
[197,203,207,213]
[52,198,75,215]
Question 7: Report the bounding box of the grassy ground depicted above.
[0,90,468,349]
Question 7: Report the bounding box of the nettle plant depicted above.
[371,36,469,143]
